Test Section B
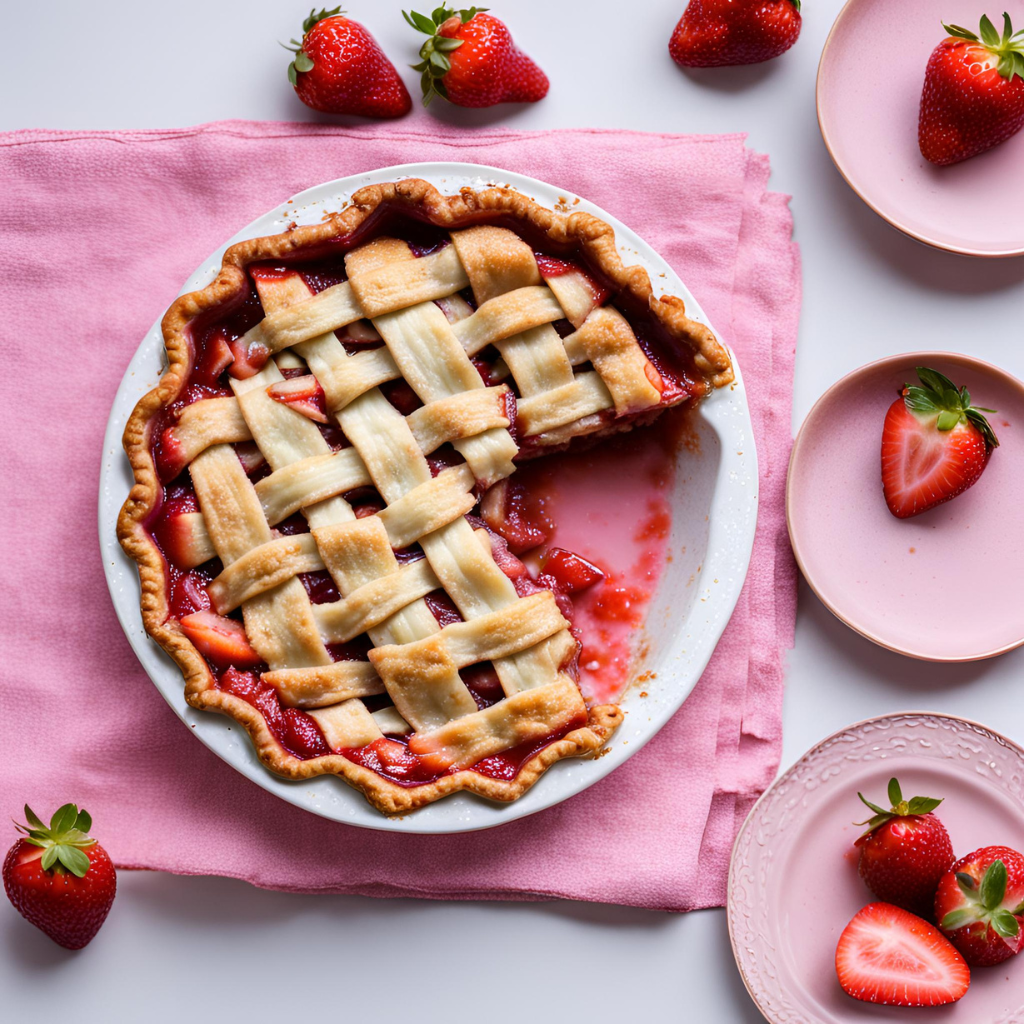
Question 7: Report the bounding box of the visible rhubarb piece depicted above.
[479,478,552,554]
[228,335,270,379]
[539,548,605,594]
[152,510,216,569]
[266,375,329,423]
[194,329,235,385]
[179,610,263,669]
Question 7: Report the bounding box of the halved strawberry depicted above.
[881,366,998,519]
[267,375,329,423]
[180,610,263,669]
[935,846,1024,966]
[539,548,605,594]
[836,902,970,1007]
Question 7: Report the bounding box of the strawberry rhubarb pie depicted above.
[118,179,732,814]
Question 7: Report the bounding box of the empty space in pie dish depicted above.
[817,0,1024,256]
[788,352,1024,661]
[100,162,758,833]
[729,714,1024,1023]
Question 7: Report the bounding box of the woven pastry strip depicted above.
[169,223,671,772]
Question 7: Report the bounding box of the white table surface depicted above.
[3,1,1022,1020]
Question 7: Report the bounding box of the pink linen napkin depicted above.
[0,120,798,911]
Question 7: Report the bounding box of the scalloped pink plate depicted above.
[728,713,1024,1023]
[787,352,1024,661]
[818,0,1024,257]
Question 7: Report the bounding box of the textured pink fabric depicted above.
[0,121,799,910]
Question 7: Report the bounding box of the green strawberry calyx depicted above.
[943,12,1024,81]
[15,803,97,878]
[901,366,1000,449]
[855,776,944,838]
[283,7,346,86]
[940,859,1024,941]
[403,6,487,105]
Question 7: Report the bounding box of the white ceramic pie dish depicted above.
[98,161,758,834]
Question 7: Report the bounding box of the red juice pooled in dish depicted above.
[515,425,677,704]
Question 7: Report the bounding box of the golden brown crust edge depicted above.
[117,177,728,815]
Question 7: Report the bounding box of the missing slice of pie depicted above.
[118,178,733,814]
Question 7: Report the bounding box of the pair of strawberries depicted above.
[836,778,1024,1007]
[285,5,549,116]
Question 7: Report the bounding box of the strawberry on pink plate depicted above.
[787,352,1024,662]
[728,712,1024,1023]
[817,0,1024,256]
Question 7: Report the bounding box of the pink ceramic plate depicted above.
[818,0,1024,257]
[788,352,1024,661]
[728,713,1024,1023]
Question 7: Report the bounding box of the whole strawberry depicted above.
[935,846,1024,966]
[854,778,954,918]
[669,0,802,68]
[920,13,1024,166]
[3,803,116,949]
[286,7,412,118]
[404,7,549,107]
[881,367,999,519]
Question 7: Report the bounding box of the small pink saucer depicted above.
[818,0,1024,257]
[787,352,1024,661]
[728,713,1024,1023]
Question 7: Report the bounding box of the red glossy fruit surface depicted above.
[669,0,802,68]
[180,610,264,669]
[539,548,605,595]
[288,9,412,118]
[3,805,117,950]
[835,902,970,1007]
[880,367,998,519]
[854,777,953,917]
[406,8,548,107]
[919,14,1024,166]
[935,846,1024,966]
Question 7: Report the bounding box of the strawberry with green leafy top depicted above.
[3,804,117,950]
[881,367,999,520]
[854,777,954,918]
[935,846,1024,966]
[285,7,412,118]
[836,902,970,1007]
[920,13,1024,165]
[404,7,549,107]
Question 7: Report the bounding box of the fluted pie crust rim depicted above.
[117,178,731,815]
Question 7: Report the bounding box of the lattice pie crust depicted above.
[118,179,732,814]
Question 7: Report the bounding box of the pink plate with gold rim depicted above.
[817,0,1024,257]
[728,712,1024,1024]
[787,352,1024,662]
